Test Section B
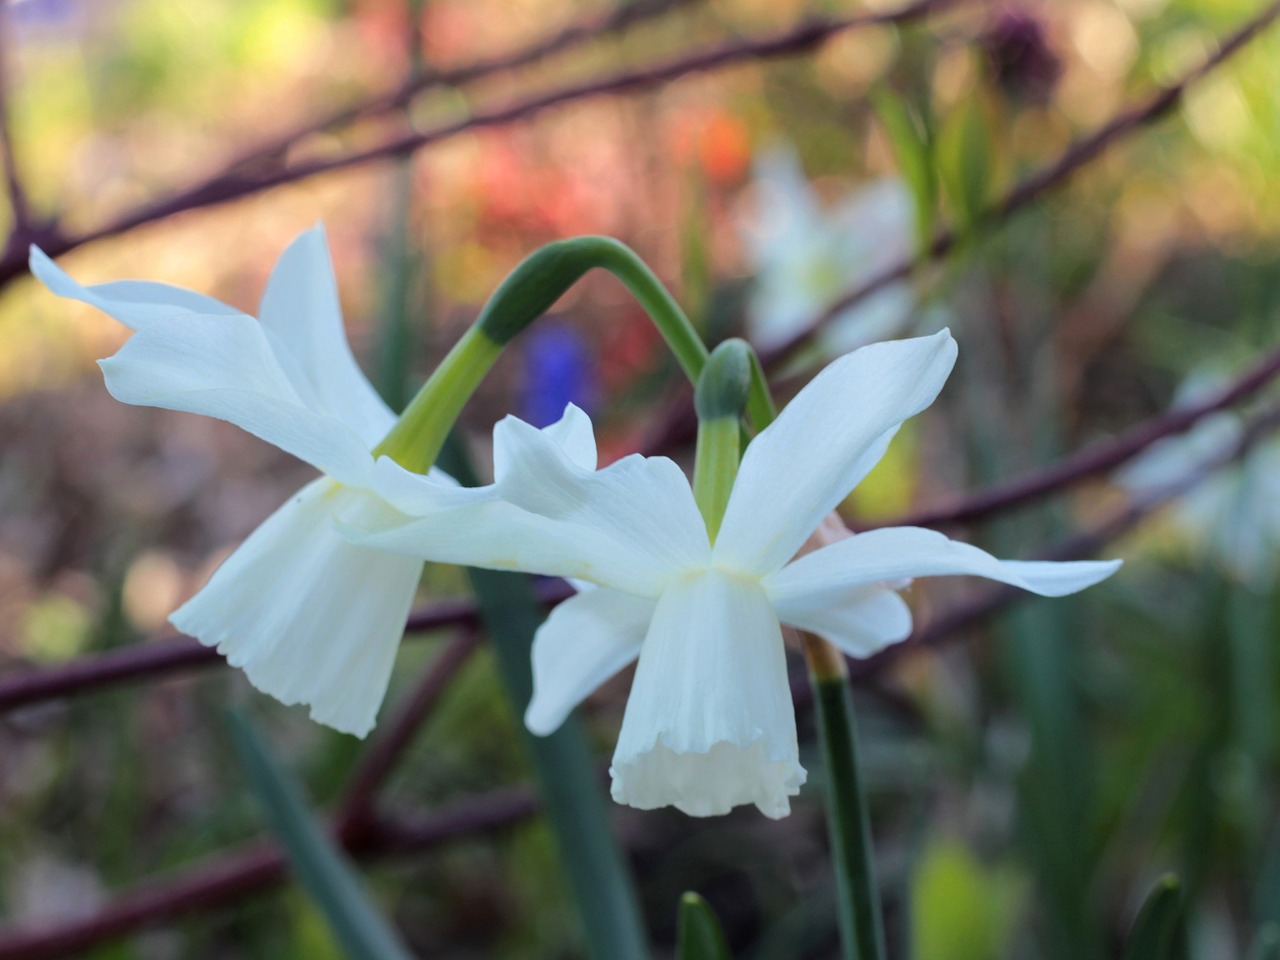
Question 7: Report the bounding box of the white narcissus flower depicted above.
[29,227,569,737]
[742,146,921,356]
[353,331,1122,817]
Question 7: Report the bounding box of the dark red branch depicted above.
[763,0,1280,366]
[853,401,1280,679]
[215,0,702,184]
[0,6,31,235]
[0,787,538,960]
[0,0,961,285]
[0,581,571,716]
[887,336,1280,528]
[336,629,483,840]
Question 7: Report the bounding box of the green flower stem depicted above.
[803,634,887,960]
[374,325,501,473]
[438,434,649,960]
[377,236,781,477]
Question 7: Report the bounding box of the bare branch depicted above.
[0,582,571,715]
[0,0,962,284]
[336,629,482,840]
[217,0,703,182]
[0,787,538,960]
[889,336,1280,528]
[762,0,1280,366]
[0,4,32,236]
[853,401,1280,680]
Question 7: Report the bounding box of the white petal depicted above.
[356,414,709,596]
[715,331,958,576]
[171,480,424,737]
[524,586,653,735]
[497,403,597,478]
[777,585,914,659]
[766,527,1122,613]
[610,571,805,819]
[99,313,375,485]
[256,226,395,446]
[29,245,240,331]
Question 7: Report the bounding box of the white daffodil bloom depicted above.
[1117,372,1280,589]
[353,331,1121,817]
[30,227,547,737]
[742,146,921,356]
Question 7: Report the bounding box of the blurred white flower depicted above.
[741,146,920,356]
[354,331,1121,817]
[1117,372,1280,589]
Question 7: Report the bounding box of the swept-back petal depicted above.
[525,586,653,735]
[99,313,375,485]
[29,246,240,331]
[714,331,957,576]
[171,480,423,737]
[256,226,395,446]
[776,584,913,659]
[766,526,1122,610]
[355,411,708,596]
[611,571,805,818]
[496,402,597,477]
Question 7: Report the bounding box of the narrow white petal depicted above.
[525,586,652,735]
[29,246,239,331]
[493,414,709,577]
[171,480,423,737]
[715,331,958,576]
[777,585,914,659]
[256,226,396,446]
[355,414,709,596]
[766,526,1122,610]
[611,572,805,819]
[497,403,597,478]
[99,313,374,485]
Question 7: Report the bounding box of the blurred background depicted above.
[2,0,1280,956]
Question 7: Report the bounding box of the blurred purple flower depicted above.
[982,6,1062,105]
[521,323,596,428]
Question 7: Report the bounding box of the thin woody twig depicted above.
[336,629,483,841]
[217,0,701,181]
[762,0,1280,366]
[0,787,538,960]
[0,5,32,236]
[887,336,1280,528]
[852,401,1280,679]
[0,0,962,285]
[0,581,572,716]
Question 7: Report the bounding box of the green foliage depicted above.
[226,712,415,960]
[910,838,1022,960]
[873,90,937,257]
[677,892,731,960]
[1121,876,1186,960]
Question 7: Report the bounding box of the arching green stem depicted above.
[375,235,776,474]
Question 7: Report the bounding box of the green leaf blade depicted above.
[226,711,415,960]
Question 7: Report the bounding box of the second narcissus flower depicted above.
[29,227,579,737]
[352,331,1122,817]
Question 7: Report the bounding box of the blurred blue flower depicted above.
[521,323,596,428]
